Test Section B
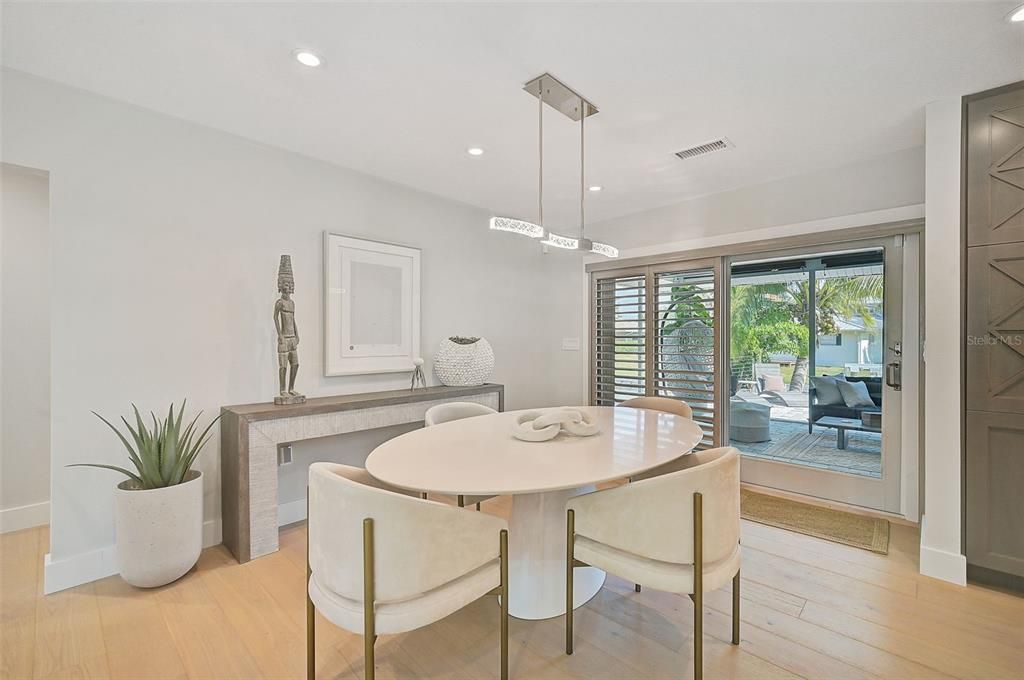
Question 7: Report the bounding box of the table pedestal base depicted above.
[506,486,606,620]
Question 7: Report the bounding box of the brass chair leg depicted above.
[565,509,575,655]
[363,518,376,680]
[499,529,509,680]
[306,491,315,680]
[732,569,740,645]
[693,492,703,680]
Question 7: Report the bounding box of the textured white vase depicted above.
[114,470,203,588]
[434,336,495,386]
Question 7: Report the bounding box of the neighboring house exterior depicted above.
[814,312,884,374]
[763,312,884,376]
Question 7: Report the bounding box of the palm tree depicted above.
[731,274,883,391]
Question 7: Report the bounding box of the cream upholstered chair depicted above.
[621,396,702,593]
[423,401,498,510]
[620,395,693,419]
[306,463,509,680]
[620,396,700,483]
[564,448,741,680]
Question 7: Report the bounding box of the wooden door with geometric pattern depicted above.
[965,81,1024,584]
[967,85,1024,247]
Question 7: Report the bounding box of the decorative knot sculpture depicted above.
[512,408,600,442]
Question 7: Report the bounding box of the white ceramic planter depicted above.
[434,336,495,386]
[114,470,203,588]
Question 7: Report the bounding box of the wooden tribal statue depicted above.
[274,255,306,405]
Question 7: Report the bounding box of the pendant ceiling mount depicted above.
[522,73,599,122]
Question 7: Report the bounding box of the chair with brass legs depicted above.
[306,463,509,680]
[621,395,700,592]
[424,402,499,510]
[564,448,741,680]
[620,396,700,483]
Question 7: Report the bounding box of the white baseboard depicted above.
[44,519,225,595]
[44,545,118,594]
[278,499,306,526]
[920,544,967,586]
[1,501,50,533]
[203,518,221,547]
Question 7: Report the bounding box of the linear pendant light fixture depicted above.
[489,73,618,258]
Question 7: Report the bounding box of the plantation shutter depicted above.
[592,272,647,405]
[653,268,717,449]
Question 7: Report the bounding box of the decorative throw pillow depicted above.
[761,374,786,392]
[837,379,876,408]
[810,375,846,405]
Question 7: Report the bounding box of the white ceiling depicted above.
[2,2,1022,231]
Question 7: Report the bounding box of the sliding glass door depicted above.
[726,240,903,512]
[589,230,920,515]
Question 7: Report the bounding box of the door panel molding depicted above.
[966,243,1024,413]
[965,411,1024,576]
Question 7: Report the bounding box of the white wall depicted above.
[0,69,583,591]
[0,164,52,532]
[920,98,966,585]
[589,146,925,251]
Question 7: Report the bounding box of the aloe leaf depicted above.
[150,409,169,485]
[120,415,155,487]
[67,463,144,486]
[127,408,161,488]
[179,413,200,460]
[129,406,157,480]
[92,412,144,479]
[175,414,219,484]
[160,403,179,483]
[180,433,212,481]
[170,411,203,482]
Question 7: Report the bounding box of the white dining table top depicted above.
[365,406,704,496]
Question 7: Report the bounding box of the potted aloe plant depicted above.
[72,401,218,588]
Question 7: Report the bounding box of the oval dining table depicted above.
[365,405,704,620]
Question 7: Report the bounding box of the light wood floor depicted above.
[3,495,1023,680]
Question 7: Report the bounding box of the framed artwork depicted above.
[323,233,421,376]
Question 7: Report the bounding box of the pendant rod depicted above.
[538,79,544,228]
[579,95,585,242]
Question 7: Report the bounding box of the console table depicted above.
[220,383,504,562]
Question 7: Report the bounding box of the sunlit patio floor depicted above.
[732,418,882,478]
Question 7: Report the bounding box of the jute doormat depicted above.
[740,488,890,554]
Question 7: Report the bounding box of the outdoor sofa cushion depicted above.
[837,379,876,408]
[809,375,846,405]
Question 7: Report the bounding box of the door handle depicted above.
[885,362,902,391]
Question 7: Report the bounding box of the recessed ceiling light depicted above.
[588,185,603,192]
[294,50,322,67]
[467,147,485,156]
[1009,4,1024,22]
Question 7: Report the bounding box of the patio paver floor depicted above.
[731,418,882,478]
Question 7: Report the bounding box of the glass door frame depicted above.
[722,235,904,512]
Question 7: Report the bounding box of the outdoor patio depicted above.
[731,418,882,478]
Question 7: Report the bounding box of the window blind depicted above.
[591,265,719,450]
[592,273,646,405]
[653,268,717,448]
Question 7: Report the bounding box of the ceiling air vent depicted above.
[674,137,734,161]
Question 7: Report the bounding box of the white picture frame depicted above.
[323,233,421,376]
